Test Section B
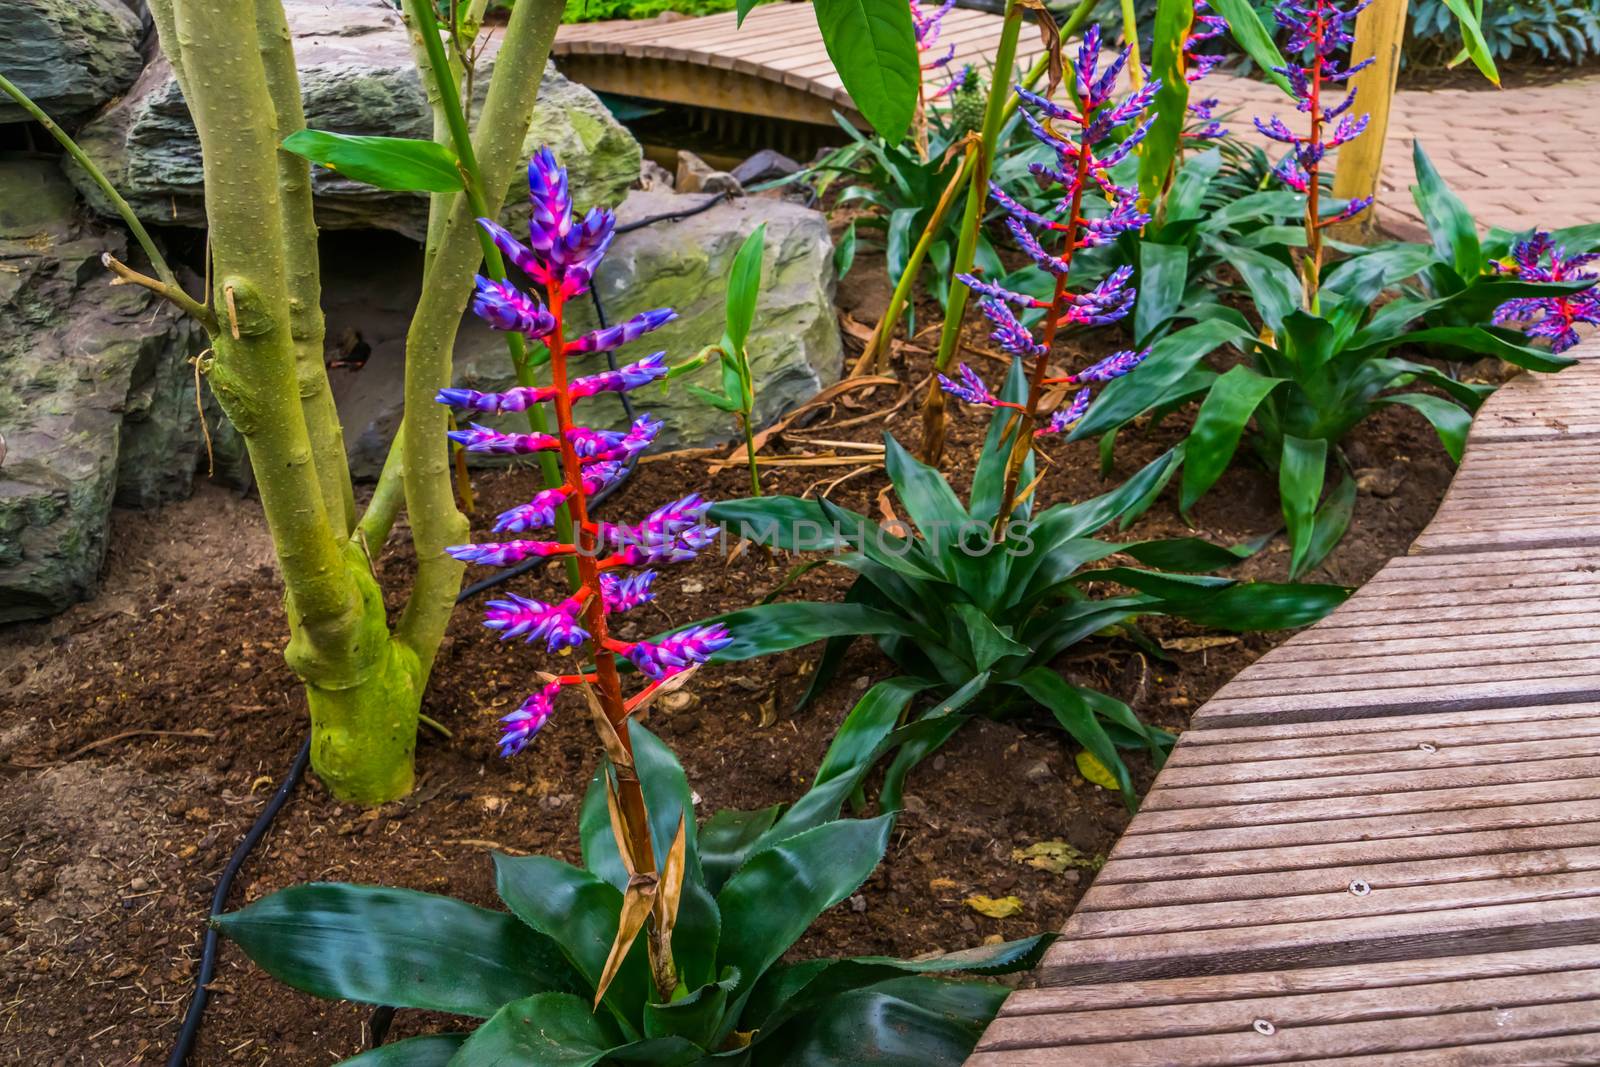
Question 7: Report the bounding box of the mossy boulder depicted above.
[0,157,208,622]
[67,0,640,239]
[0,0,144,125]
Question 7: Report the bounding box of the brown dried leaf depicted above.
[594,876,656,1009]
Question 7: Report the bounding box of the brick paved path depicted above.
[1205,71,1600,235]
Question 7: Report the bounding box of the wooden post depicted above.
[1329,0,1408,242]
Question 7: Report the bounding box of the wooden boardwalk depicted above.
[969,341,1600,1062]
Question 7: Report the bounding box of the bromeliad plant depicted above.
[701,365,1345,805]
[939,26,1160,517]
[215,716,1052,1064]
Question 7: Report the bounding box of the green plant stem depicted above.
[359,424,408,550]
[394,0,566,671]
[741,412,762,496]
[920,0,1024,461]
[1120,0,1145,87]
[0,72,211,324]
[254,0,356,536]
[403,0,581,590]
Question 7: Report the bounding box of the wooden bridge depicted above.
[553,2,1046,129]
[970,343,1600,1062]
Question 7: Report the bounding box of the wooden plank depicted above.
[1099,820,1600,884]
[1036,895,1600,986]
[1116,797,1600,859]
[1214,657,1600,700]
[998,945,1600,1014]
[973,993,1600,1065]
[1125,777,1600,836]
[1273,607,1600,646]
[1182,702,1600,745]
[1166,712,1600,766]
[1141,755,1600,812]
[977,967,1600,1052]
[1319,582,1600,611]
[1293,1033,1600,1067]
[1195,676,1600,727]
[1158,734,1600,786]
[1087,845,1600,910]
[1242,633,1600,674]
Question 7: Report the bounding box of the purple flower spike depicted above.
[470,275,556,338]
[526,147,573,250]
[1492,231,1600,353]
[448,423,560,455]
[484,594,590,653]
[499,681,562,758]
[571,353,671,399]
[447,539,570,567]
[624,625,734,680]
[1037,388,1092,435]
[437,384,555,414]
[978,298,1048,358]
[494,487,571,533]
[1070,347,1150,383]
[569,309,677,355]
[601,570,657,613]
[939,363,1002,407]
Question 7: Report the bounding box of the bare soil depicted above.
[0,253,1467,1065]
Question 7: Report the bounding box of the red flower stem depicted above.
[545,290,657,881]
[1304,5,1326,310]
[994,101,1097,528]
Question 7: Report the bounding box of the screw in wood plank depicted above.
[1349,879,1371,896]
[1418,742,1437,752]
[1252,1019,1276,1036]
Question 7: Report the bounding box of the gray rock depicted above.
[68,0,640,239]
[333,191,841,477]
[0,0,144,124]
[0,157,206,622]
[732,149,801,186]
[675,150,743,197]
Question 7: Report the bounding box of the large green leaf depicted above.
[1147,577,1349,630]
[1379,392,1472,463]
[1207,0,1293,93]
[969,359,1032,523]
[723,224,767,357]
[1411,141,1481,280]
[1280,435,1328,580]
[1166,149,1224,224]
[1069,319,1252,439]
[337,1036,467,1066]
[882,433,970,545]
[686,601,936,663]
[753,977,1006,1066]
[281,130,462,192]
[879,674,991,811]
[492,856,650,1027]
[811,0,919,142]
[1383,325,1577,373]
[1217,244,1303,331]
[643,970,741,1047]
[1303,473,1357,578]
[1181,365,1283,511]
[1435,0,1501,85]
[212,884,576,1018]
[1011,668,1133,800]
[1133,241,1191,345]
[699,806,783,896]
[1137,0,1195,211]
[445,993,702,1067]
[716,816,895,1005]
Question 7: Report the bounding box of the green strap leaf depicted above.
[1379,392,1473,463]
[211,884,578,1018]
[1302,474,1357,579]
[812,0,919,142]
[1435,0,1501,85]
[1133,240,1191,346]
[879,673,991,811]
[1137,0,1195,210]
[281,130,462,192]
[752,977,1007,1066]
[716,815,896,1005]
[1181,365,1284,511]
[1280,435,1328,580]
[579,725,700,890]
[445,993,702,1067]
[882,432,971,540]
[1069,319,1253,438]
[699,806,783,896]
[1411,141,1482,279]
[337,1035,467,1066]
[1011,668,1134,801]
[1215,243,1303,332]
[682,601,937,663]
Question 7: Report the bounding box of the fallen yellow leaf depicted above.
[1012,840,1104,873]
[1076,750,1120,790]
[929,877,960,892]
[964,894,1023,919]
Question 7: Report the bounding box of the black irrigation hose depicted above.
[164,195,733,1058]
[166,738,311,1067]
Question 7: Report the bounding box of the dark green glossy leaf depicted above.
[337,1035,467,1066]
[1012,668,1132,799]
[579,725,699,890]
[1152,578,1348,630]
[1181,364,1283,511]
[716,815,895,1002]
[1134,241,1190,345]
[212,884,576,1018]
[1390,325,1577,373]
[812,0,919,142]
[281,130,461,192]
[492,856,650,1027]
[1166,148,1223,223]
[1411,141,1482,280]
[1117,536,1254,573]
[879,674,990,811]
[699,806,783,896]
[1217,244,1302,331]
[687,601,936,663]
[969,360,1031,523]
[1280,434,1328,580]
[643,970,740,1047]
[834,219,858,279]
[882,433,969,543]
[445,993,665,1067]
[752,977,1005,1066]
[1303,473,1357,578]
[1069,319,1252,439]
[1379,392,1472,463]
